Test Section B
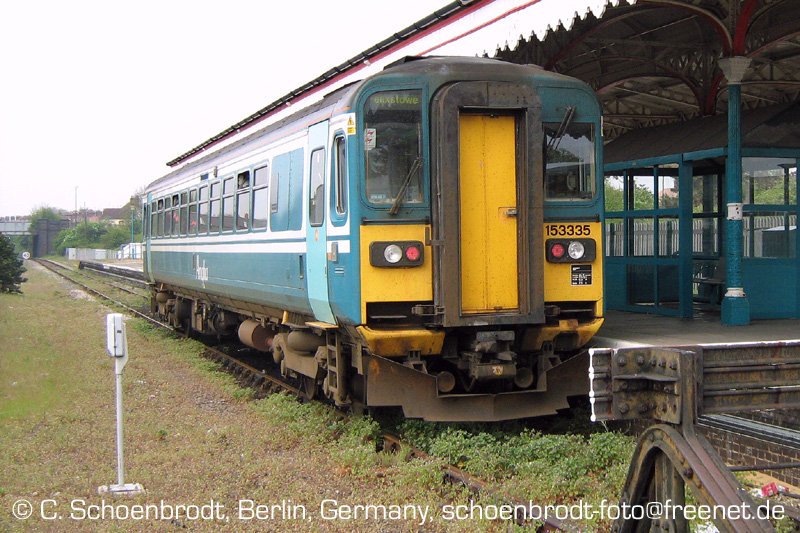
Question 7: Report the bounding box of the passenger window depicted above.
[252,165,269,230]
[236,171,250,230]
[198,186,209,234]
[188,189,198,234]
[237,171,250,189]
[236,191,249,230]
[171,194,180,236]
[209,182,220,232]
[222,178,234,231]
[164,197,173,235]
[180,192,189,235]
[333,135,347,216]
[210,199,220,233]
[157,199,164,237]
[150,202,157,238]
[309,148,325,226]
[223,177,236,195]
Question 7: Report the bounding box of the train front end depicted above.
[352,58,604,421]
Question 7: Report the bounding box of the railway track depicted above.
[34,258,567,531]
[36,258,800,529]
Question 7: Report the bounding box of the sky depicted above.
[0,0,447,217]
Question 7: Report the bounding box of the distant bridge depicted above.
[0,219,69,256]
[0,220,32,235]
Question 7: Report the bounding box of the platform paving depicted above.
[594,309,800,348]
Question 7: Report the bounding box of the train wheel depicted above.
[302,376,317,400]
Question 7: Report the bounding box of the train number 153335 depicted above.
[545,224,592,237]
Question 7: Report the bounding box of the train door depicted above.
[145,192,153,280]
[459,114,519,313]
[306,121,336,323]
[432,81,544,327]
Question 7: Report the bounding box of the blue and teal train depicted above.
[144,57,604,421]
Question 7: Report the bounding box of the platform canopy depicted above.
[166,0,634,168]
[495,0,800,141]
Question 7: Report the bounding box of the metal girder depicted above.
[620,424,771,532]
[589,342,800,532]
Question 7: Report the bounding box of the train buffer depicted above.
[589,341,800,532]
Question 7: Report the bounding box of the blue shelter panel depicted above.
[743,260,797,318]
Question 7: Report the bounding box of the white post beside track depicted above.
[98,313,145,496]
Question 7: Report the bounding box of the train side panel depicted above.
[148,238,312,315]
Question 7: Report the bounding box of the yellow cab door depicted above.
[458,114,519,314]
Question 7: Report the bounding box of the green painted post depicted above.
[720,58,751,326]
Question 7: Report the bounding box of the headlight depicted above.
[545,238,596,263]
[567,241,585,260]
[369,241,425,267]
[383,244,403,264]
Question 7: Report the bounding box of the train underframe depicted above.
[152,284,602,421]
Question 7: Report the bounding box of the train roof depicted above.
[145,56,595,195]
[144,81,363,195]
[163,0,482,169]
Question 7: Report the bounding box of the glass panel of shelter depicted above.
[691,167,724,307]
[741,157,797,259]
[629,165,680,311]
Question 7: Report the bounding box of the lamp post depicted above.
[130,205,135,259]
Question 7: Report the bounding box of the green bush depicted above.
[0,233,27,293]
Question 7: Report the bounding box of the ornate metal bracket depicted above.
[590,342,800,532]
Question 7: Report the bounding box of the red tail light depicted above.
[405,245,421,262]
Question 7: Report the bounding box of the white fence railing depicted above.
[606,215,796,258]
[65,248,118,261]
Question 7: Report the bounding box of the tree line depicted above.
[18,206,142,254]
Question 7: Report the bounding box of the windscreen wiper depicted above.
[389,157,422,215]
[547,105,576,153]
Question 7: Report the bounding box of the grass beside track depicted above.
[0,263,482,532]
[1,261,653,532]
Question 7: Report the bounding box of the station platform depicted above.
[594,310,800,348]
[106,258,144,271]
[92,258,800,348]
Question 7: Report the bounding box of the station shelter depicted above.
[602,103,800,320]
[170,0,800,325]
[492,0,800,324]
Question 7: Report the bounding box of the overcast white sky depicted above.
[0,0,446,216]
